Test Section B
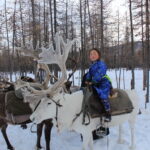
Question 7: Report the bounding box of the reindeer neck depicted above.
[57,90,83,131]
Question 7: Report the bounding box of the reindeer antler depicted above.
[15,40,51,90]
[28,32,78,97]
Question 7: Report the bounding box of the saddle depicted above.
[4,91,32,124]
[0,77,37,124]
[82,88,134,118]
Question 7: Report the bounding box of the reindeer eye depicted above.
[48,102,51,105]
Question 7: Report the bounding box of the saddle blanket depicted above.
[83,88,134,118]
[5,91,32,116]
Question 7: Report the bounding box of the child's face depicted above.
[89,50,100,62]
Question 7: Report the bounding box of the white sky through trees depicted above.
[0,0,136,44]
[111,0,127,16]
[0,0,127,16]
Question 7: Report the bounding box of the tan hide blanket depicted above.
[84,88,134,118]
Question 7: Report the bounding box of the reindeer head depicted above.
[29,33,78,123]
[30,93,63,124]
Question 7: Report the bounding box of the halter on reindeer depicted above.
[23,33,139,150]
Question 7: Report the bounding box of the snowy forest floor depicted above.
[0,68,150,150]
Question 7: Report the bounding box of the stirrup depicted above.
[95,126,108,137]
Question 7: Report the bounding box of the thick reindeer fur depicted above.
[31,89,139,150]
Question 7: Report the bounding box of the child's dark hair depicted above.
[89,48,101,60]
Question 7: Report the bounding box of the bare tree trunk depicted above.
[123,69,126,89]
[140,0,146,90]
[54,0,57,33]
[48,0,54,83]
[53,0,58,80]
[83,0,87,52]
[145,0,150,106]
[19,0,25,46]
[30,0,37,49]
[12,0,17,74]
[100,0,104,55]
[48,0,54,44]
[38,2,41,47]
[43,0,46,43]
[43,0,49,44]
[4,0,12,81]
[70,5,74,40]
[87,0,94,47]
[117,10,121,88]
[28,5,32,41]
[129,0,135,89]
[114,10,121,88]
[30,0,38,76]
[115,69,119,88]
[70,10,74,85]
[80,0,85,78]
[65,0,68,39]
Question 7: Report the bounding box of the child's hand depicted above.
[85,81,92,85]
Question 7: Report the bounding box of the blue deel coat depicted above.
[86,60,112,102]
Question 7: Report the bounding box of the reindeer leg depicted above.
[118,125,125,144]
[82,131,93,150]
[88,133,94,150]
[129,120,136,150]
[44,119,53,150]
[36,122,44,149]
[1,124,14,150]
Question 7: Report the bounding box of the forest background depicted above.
[0,0,149,102]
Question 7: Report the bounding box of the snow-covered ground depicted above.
[0,69,150,150]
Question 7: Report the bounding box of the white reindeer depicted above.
[24,33,139,150]
[30,89,139,150]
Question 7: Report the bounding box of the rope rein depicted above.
[33,100,41,112]
[50,98,62,127]
[30,123,37,133]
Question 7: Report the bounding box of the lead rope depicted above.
[50,98,62,127]
[55,102,59,127]
[30,123,37,133]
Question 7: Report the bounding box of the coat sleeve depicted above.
[90,62,107,83]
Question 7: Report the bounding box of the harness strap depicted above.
[33,100,41,112]
[82,108,90,125]
[50,98,62,128]
[72,109,90,126]
[30,123,37,133]
[72,110,83,124]
[55,103,59,127]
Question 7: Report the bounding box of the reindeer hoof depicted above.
[129,145,136,150]
[8,146,15,150]
[117,139,126,144]
[35,146,45,150]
